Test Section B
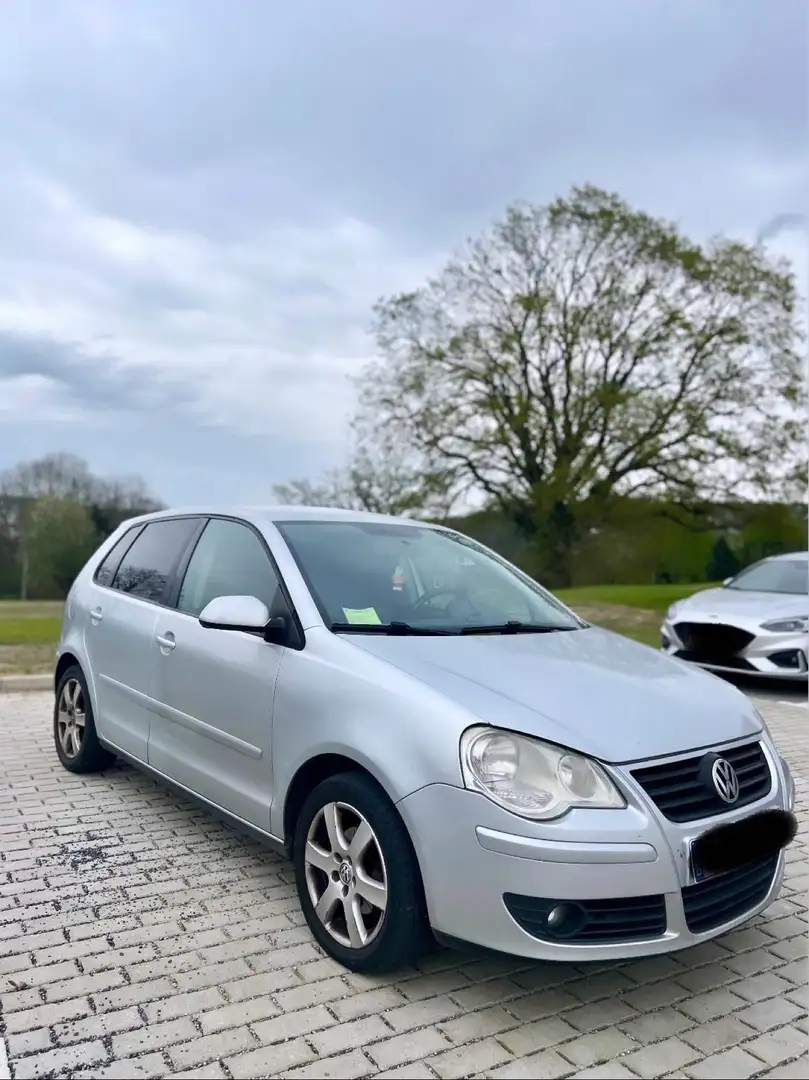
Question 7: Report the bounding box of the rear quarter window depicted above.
[94,525,144,588]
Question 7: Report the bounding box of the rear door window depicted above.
[112,518,201,604]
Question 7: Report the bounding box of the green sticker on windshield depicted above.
[341,607,382,625]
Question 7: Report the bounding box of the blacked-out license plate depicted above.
[689,809,797,883]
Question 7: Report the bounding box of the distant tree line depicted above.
[0,453,802,601]
[0,453,163,599]
[446,497,806,587]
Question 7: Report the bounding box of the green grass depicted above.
[553,583,717,648]
[0,601,64,619]
[555,582,717,614]
[596,622,660,648]
[0,585,716,670]
[0,601,63,675]
[0,618,63,646]
[0,601,64,646]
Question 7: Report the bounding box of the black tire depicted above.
[54,665,115,774]
[293,771,430,973]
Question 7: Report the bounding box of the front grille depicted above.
[504,892,666,944]
[632,741,772,823]
[673,621,754,657]
[682,855,779,934]
[674,650,755,671]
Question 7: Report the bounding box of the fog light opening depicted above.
[545,902,587,939]
[768,649,807,671]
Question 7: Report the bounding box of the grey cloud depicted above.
[0,330,196,414]
[1,391,338,506]
[0,328,338,505]
[0,0,806,502]
[122,278,205,314]
[758,213,806,243]
[2,0,805,244]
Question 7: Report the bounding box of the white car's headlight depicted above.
[460,727,625,820]
[761,616,809,633]
[666,602,681,621]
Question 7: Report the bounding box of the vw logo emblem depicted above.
[711,757,740,803]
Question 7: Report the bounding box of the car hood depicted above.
[673,587,807,622]
[345,626,762,763]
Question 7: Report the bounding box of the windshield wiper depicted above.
[459,621,577,635]
[330,619,579,637]
[329,621,452,636]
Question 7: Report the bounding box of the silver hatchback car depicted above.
[54,506,797,972]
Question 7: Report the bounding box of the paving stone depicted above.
[0,690,805,1080]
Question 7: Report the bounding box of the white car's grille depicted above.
[672,621,754,657]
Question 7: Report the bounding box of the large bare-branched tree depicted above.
[272,419,456,520]
[359,185,804,583]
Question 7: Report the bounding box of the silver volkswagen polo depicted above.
[54,507,797,972]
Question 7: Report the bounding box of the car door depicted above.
[83,517,203,761]
[148,516,289,830]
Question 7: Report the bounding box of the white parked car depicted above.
[661,552,808,681]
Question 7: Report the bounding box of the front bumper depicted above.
[397,739,793,961]
[660,618,808,680]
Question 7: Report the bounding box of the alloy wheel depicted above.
[303,800,388,948]
[57,678,86,760]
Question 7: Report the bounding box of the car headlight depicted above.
[460,727,626,820]
[666,602,681,621]
[761,616,809,633]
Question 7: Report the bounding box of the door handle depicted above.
[156,632,176,652]
[89,608,103,624]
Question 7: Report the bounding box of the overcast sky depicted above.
[1,0,806,505]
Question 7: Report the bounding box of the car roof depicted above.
[764,550,808,562]
[121,505,439,530]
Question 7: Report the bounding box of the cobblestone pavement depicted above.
[0,691,806,1080]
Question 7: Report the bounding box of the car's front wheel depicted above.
[293,771,430,973]
[54,665,115,774]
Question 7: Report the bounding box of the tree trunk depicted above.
[20,546,29,601]
[504,498,578,588]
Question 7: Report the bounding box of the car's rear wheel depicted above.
[54,666,115,774]
[293,771,430,972]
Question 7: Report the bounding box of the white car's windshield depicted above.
[727,559,808,596]
[276,521,583,634]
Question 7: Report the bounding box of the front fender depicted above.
[268,636,468,837]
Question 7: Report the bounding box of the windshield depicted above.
[727,559,808,596]
[276,521,583,634]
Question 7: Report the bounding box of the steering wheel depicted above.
[411,587,478,617]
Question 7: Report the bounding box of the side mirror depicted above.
[199,595,272,634]
[722,577,733,586]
